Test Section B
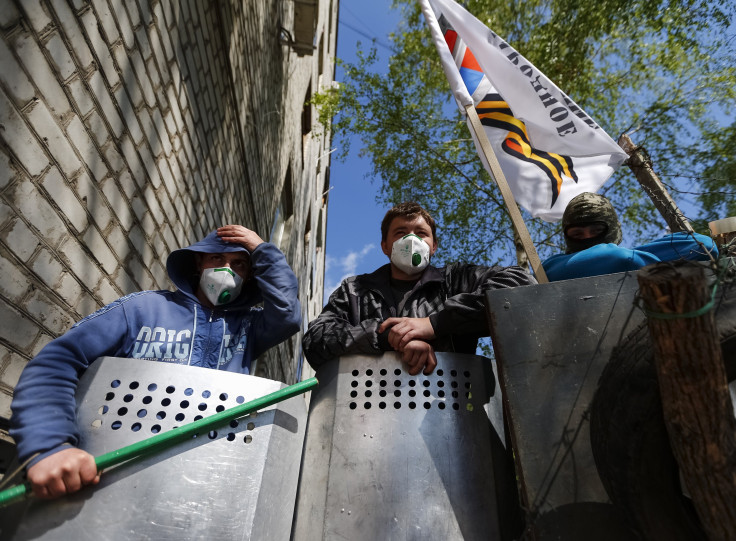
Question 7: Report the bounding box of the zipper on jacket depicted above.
[206,309,226,370]
[216,318,226,370]
[188,305,198,366]
[366,285,397,319]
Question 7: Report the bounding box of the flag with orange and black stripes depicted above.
[422,0,628,222]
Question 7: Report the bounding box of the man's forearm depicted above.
[249,244,301,355]
[303,318,388,367]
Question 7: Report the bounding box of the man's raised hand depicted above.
[217,225,264,252]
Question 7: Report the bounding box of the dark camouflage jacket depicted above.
[303,263,535,367]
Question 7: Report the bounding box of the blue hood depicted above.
[166,230,261,308]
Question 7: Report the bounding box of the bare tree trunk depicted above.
[638,261,736,540]
[618,134,694,234]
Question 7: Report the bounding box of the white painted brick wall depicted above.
[14,32,71,117]
[103,144,126,174]
[67,115,109,181]
[0,3,21,27]
[58,236,103,288]
[76,171,113,231]
[0,152,14,191]
[0,301,41,351]
[28,100,83,176]
[12,178,67,246]
[79,9,118,86]
[30,248,65,290]
[82,226,117,275]
[57,271,84,307]
[0,201,15,230]
[93,75,125,138]
[52,0,95,69]
[0,92,47,177]
[0,254,28,300]
[90,0,119,44]
[0,39,37,104]
[41,168,88,232]
[67,76,95,116]
[5,218,40,263]
[25,290,75,335]
[112,2,134,50]
[44,32,76,80]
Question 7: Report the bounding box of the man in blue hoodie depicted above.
[542,193,717,281]
[10,224,301,500]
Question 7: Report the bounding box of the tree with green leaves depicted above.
[318,0,736,266]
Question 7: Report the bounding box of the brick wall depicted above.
[0,0,335,428]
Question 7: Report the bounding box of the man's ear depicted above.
[429,238,438,256]
[381,239,391,257]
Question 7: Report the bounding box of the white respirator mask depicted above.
[390,233,431,275]
[199,267,243,306]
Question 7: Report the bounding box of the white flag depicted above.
[421,0,628,221]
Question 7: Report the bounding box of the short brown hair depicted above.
[381,202,437,242]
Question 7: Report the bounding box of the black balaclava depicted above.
[562,193,622,254]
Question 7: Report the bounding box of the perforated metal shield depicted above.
[3,357,307,541]
[292,352,505,541]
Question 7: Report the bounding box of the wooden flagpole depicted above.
[464,103,549,283]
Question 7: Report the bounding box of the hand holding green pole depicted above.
[0,377,318,508]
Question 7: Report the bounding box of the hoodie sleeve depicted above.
[635,232,718,262]
[428,263,536,337]
[10,301,129,466]
[248,243,301,358]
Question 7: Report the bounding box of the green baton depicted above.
[0,377,318,508]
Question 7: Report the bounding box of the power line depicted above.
[339,20,395,52]
[338,18,396,53]
[340,4,385,41]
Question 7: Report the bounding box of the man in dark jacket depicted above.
[303,202,535,375]
[10,225,301,500]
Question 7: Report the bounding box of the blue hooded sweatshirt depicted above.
[10,231,301,466]
[542,231,717,281]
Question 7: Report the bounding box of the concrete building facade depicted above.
[0,0,335,463]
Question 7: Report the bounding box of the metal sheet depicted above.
[486,271,644,539]
[292,352,505,541]
[2,357,307,541]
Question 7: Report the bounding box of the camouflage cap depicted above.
[562,192,622,253]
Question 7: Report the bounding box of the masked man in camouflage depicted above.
[542,192,717,281]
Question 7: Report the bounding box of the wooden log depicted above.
[618,134,694,234]
[709,217,736,257]
[638,261,736,540]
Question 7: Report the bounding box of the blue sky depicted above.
[322,0,402,301]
